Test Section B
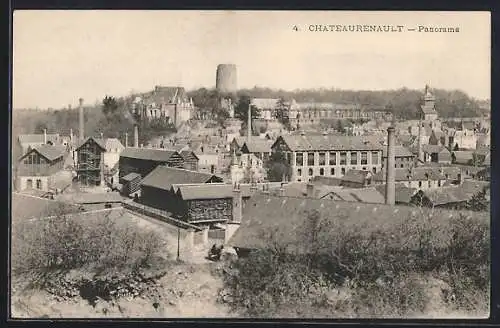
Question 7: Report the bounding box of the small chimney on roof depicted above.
[125,132,128,148]
[385,126,396,205]
[43,129,47,144]
[78,98,84,141]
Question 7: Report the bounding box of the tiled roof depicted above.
[241,139,273,154]
[415,186,471,206]
[141,166,221,191]
[19,144,67,162]
[175,183,253,200]
[341,170,371,184]
[422,144,448,154]
[273,135,383,152]
[294,103,360,111]
[396,135,417,147]
[310,176,343,186]
[179,150,199,161]
[121,172,141,182]
[374,184,417,204]
[103,138,124,152]
[373,167,446,182]
[18,134,60,145]
[75,137,107,151]
[140,86,189,106]
[323,187,385,204]
[452,151,474,164]
[121,147,179,162]
[382,145,414,158]
[229,195,487,250]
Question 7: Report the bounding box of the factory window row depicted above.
[296,166,378,178]
[294,151,381,167]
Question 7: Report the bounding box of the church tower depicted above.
[230,149,244,185]
[420,84,439,122]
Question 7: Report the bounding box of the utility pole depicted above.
[177,226,180,261]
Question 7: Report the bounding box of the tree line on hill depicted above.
[13,86,487,147]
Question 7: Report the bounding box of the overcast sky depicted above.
[13,11,490,109]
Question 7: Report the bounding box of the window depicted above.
[341,168,346,175]
[372,167,377,174]
[296,153,303,166]
[307,153,315,166]
[308,168,313,176]
[340,152,347,165]
[438,180,441,187]
[331,168,335,175]
[372,151,379,165]
[297,168,302,176]
[428,181,431,188]
[351,152,358,165]
[329,152,337,165]
[419,181,422,187]
[36,179,42,189]
[319,152,326,166]
[361,152,368,165]
[26,179,33,189]
[401,164,404,168]
[320,168,324,176]
[362,167,367,171]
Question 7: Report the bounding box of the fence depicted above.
[122,201,202,232]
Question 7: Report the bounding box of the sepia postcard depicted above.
[11,10,491,319]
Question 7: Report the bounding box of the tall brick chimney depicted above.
[78,98,84,141]
[43,129,47,144]
[232,183,242,223]
[134,125,139,148]
[385,126,396,205]
[247,102,252,142]
[125,132,128,148]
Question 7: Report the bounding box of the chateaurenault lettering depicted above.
[308,25,405,32]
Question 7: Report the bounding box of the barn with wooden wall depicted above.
[119,148,185,179]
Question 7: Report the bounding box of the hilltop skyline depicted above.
[13,11,490,109]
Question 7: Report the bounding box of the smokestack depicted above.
[70,128,73,142]
[43,129,47,144]
[134,125,139,148]
[417,115,423,165]
[247,102,252,141]
[232,183,242,223]
[385,127,396,205]
[125,132,128,148]
[78,98,84,141]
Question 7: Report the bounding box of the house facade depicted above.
[16,145,71,192]
[271,134,383,182]
[119,147,185,179]
[75,137,107,186]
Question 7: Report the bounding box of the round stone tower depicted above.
[216,64,237,93]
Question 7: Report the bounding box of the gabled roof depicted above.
[120,147,179,162]
[241,139,273,154]
[374,184,417,204]
[18,134,60,145]
[382,145,414,158]
[75,137,107,151]
[121,172,141,182]
[175,183,253,201]
[323,187,385,204]
[452,151,474,164]
[272,135,382,152]
[141,166,222,191]
[414,186,471,206]
[373,167,446,182]
[19,144,67,162]
[422,144,448,154]
[228,195,488,250]
[179,150,199,161]
[103,138,124,152]
[341,170,371,184]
